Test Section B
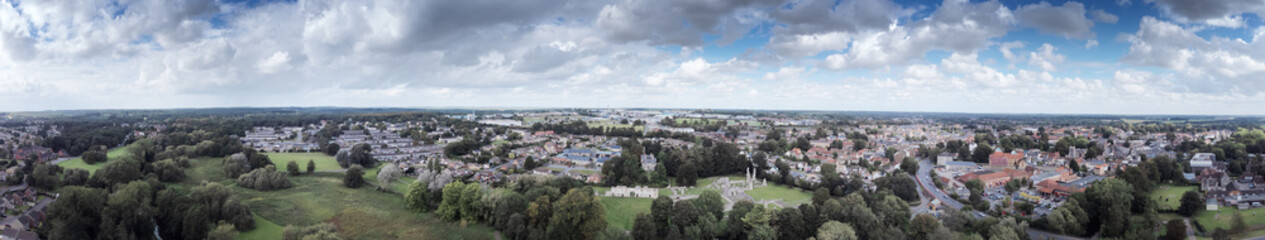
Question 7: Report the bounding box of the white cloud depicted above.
[1122,17,1265,94]
[1092,9,1118,24]
[1027,44,1065,72]
[1015,1,1095,39]
[764,66,807,81]
[820,0,1016,70]
[257,51,294,74]
[1085,39,1098,49]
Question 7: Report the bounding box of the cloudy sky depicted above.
[1,0,1263,115]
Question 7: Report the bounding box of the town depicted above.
[0,108,1260,240]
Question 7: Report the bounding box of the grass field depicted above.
[262,152,341,171]
[57,142,137,174]
[233,173,494,239]
[600,197,654,230]
[1152,184,1198,210]
[1194,206,1265,232]
[238,213,284,240]
[746,185,813,204]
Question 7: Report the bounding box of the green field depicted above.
[1151,184,1198,210]
[233,173,493,239]
[600,197,654,230]
[262,152,342,171]
[57,142,137,174]
[746,185,813,204]
[1194,206,1265,232]
[238,213,284,240]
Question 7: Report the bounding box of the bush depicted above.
[82,150,108,164]
[283,223,340,240]
[344,165,366,188]
[287,161,300,176]
[236,166,292,191]
[154,159,186,182]
[61,168,90,186]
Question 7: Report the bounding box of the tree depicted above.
[900,157,919,174]
[696,190,725,219]
[46,186,106,240]
[236,166,292,191]
[61,168,90,186]
[335,152,350,168]
[547,188,607,240]
[287,160,300,176]
[672,200,700,231]
[651,195,673,237]
[282,223,341,240]
[1165,219,1186,240]
[29,164,61,190]
[82,150,108,164]
[307,159,316,173]
[813,188,831,206]
[322,143,340,156]
[88,158,142,188]
[345,143,375,168]
[676,161,698,186]
[1087,178,1134,238]
[908,214,942,240]
[154,159,186,182]
[816,221,857,240]
[377,163,401,189]
[460,183,482,222]
[344,164,366,188]
[100,181,157,239]
[1231,212,1246,234]
[773,207,809,240]
[524,156,537,170]
[405,179,432,212]
[875,172,919,202]
[208,221,239,240]
[1178,190,1203,217]
[633,214,656,240]
[972,143,993,163]
[438,181,466,220]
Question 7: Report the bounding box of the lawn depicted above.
[1194,206,1265,232]
[600,197,654,230]
[1151,184,1197,210]
[233,174,494,239]
[238,213,284,240]
[262,152,341,171]
[57,142,137,174]
[746,185,813,204]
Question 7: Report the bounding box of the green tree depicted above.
[547,188,607,240]
[875,172,919,202]
[208,221,239,240]
[816,220,857,240]
[972,143,993,163]
[438,181,466,220]
[813,188,831,206]
[405,179,432,212]
[82,150,108,164]
[343,164,365,188]
[61,168,90,186]
[672,200,700,230]
[908,213,942,240]
[88,158,142,188]
[696,190,725,219]
[1178,190,1203,217]
[460,183,483,222]
[632,213,656,240]
[307,159,316,173]
[900,157,919,174]
[47,186,107,240]
[651,195,674,237]
[676,161,698,186]
[287,160,300,176]
[1165,219,1187,240]
[1231,212,1246,234]
[100,181,157,239]
[345,143,375,168]
[1087,178,1134,238]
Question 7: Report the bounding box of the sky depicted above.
[1,0,1264,115]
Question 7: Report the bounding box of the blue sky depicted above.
[0,0,1263,115]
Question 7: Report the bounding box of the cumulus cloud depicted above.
[1150,0,1265,23]
[1092,9,1118,23]
[1015,1,1095,39]
[1122,17,1265,94]
[1027,44,1065,72]
[820,0,1016,70]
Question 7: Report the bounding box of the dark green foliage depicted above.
[344,164,365,188]
[82,150,108,164]
[46,186,107,240]
[1165,219,1186,240]
[875,172,919,202]
[153,158,185,182]
[287,160,300,176]
[307,159,316,173]
[343,143,375,168]
[61,168,90,186]
[1178,190,1202,217]
[88,158,142,188]
[236,166,292,191]
[29,164,61,190]
[99,181,156,240]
